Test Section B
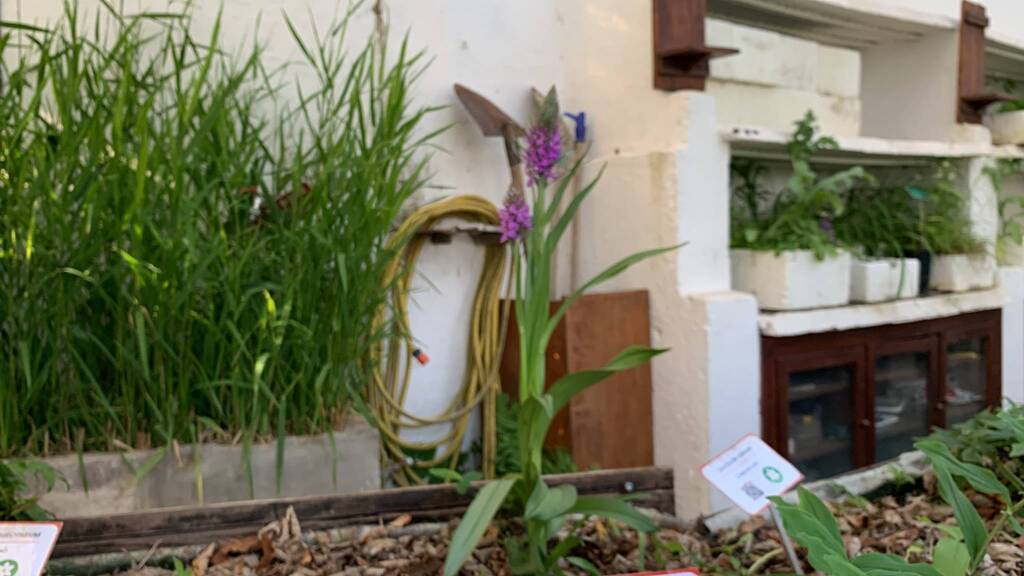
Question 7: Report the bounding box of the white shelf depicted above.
[707,0,957,50]
[987,32,1024,82]
[759,288,1006,337]
[723,125,1024,166]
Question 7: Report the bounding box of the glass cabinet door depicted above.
[787,365,855,481]
[874,351,930,461]
[945,336,988,427]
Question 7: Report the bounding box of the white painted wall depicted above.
[977,0,1024,50]
[707,18,862,137]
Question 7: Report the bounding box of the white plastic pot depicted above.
[929,254,997,292]
[985,109,1024,146]
[731,249,851,311]
[850,258,920,303]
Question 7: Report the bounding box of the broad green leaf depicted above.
[444,478,516,576]
[852,553,943,576]
[428,468,463,483]
[457,472,484,495]
[917,440,1009,501]
[821,552,869,576]
[568,495,656,533]
[797,486,844,552]
[932,539,970,576]
[525,481,577,521]
[932,465,987,569]
[544,244,682,344]
[548,346,668,414]
[770,496,845,559]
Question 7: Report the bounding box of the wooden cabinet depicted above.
[762,310,1000,480]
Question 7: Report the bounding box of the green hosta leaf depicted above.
[548,346,667,414]
[932,539,970,576]
[568,495,656,533]
[917,439,1009,502]
[798,486,843,551]
[525,481,577,521]
[1011,443,1024,458]
[852,553,943,576]
[770,490,844,557]
[932,465,987,569]
[444,478,516,576]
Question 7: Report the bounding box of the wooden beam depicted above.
[54,467,675,558]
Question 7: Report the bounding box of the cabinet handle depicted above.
[860,418,872,427]
[936,402,946,411]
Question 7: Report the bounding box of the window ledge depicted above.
[759,288,1006,337]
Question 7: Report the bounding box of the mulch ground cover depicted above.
[103,473,1023,576]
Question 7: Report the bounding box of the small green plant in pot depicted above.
[907,162,992,293]
[441,89,678,576]
[985,94,1024,146]
[730,111,873,310]
[835,185,920,303]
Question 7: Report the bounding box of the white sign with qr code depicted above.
[700,435,803,515]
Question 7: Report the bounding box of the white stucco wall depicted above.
[706,18,862,137]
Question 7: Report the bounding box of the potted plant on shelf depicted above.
[985,97,1024,146]
[730,111,872,311]
[987,158,1024,266]
[905,162,994,293]
[834,185,920,303]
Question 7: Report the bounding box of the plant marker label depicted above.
[0,523,62,576]
[701,434,803,515]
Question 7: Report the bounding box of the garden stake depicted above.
[769,503,804,575]
[454,84,526,192]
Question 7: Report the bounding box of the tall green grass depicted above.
[0,2,435,457]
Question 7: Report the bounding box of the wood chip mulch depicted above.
[108,477,1024,576]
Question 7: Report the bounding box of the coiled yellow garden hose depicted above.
[370,195,509,485]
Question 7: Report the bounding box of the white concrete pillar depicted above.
[1000,267,1024,405]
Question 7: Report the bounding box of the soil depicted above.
[100,477,1024,576]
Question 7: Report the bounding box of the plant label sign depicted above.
[0,523,62,576]
[701,435,803,515]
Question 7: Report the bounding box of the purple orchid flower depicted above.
[524,126,561,186]
[499,191,532,243]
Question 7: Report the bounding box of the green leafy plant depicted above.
[493,393,576,478]
[0,459,61,520]
[900,162,985,256]
[731,111,873,260]
[984,159,1024,260]
[770,426,1024,576]
[442,88,676,576]
[0,3,433,460]
[928,403,1024,496]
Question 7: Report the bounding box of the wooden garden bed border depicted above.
[54,467,674,558]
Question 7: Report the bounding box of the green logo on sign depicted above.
[763,466,784,483]
[0,559,18,576]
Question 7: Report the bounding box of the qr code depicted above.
[741,481,764,500]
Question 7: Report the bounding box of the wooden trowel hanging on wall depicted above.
[454,84,526,193]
